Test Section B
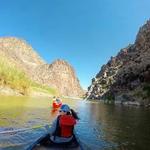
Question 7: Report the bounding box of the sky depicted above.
[0,0,150,90]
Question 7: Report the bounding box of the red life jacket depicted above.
[54,115,76,138]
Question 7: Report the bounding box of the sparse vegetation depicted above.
[133,89,144,98]
[104,92,115,103]
[31,82,58,95]
[0,56,57,96]
[0,56,31,95]
[143,84,150,97]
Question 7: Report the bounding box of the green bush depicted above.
[0,56,58,96]
[105,92,115,102]
[0,57,31,95]
[31,81,58,95]
[143,84,150,97]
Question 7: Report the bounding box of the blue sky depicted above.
[0,0,150,89]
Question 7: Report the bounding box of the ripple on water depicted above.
[0,127,47,150]
[1,97,150,150]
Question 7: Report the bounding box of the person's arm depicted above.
[49,118,57,135]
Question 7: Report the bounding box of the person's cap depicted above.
[60,104,70,112]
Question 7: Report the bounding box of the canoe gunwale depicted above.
[27,133,83,150]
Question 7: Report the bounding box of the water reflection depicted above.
[85,102,150,150]
[76,101,114,149]
[0,96,150,150]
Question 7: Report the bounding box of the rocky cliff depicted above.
[33,59,83,96]
[0,37,83,97]
[86,20,150,106]
[0,37,45,76]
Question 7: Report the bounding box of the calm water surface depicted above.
[0,96,150,150]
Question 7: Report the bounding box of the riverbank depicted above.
[86,98,150,107]
[62,95,83,100]
[0,86,83,99]
[0,86,53,97]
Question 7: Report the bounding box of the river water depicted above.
[0,96,150,150]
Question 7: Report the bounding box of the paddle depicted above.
[26,125,51,150]
[0,124,51,134]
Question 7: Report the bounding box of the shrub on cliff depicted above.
[143,84,150,98]
[0,56,31,95]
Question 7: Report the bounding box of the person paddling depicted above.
[48,104,79,144]
[56,97,62,103]
[52,97,62,108]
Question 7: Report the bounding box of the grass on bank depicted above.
[31,82,58,96]
[0,56,57,96]
[0,57,30,95]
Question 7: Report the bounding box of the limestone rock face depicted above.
[0,37,83,97]
[0,37,45,76]
[34,60,83,96]
[86,20,150,106]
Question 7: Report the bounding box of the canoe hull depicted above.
[30,134,81,150]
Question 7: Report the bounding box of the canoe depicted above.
[28,134,82,150]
